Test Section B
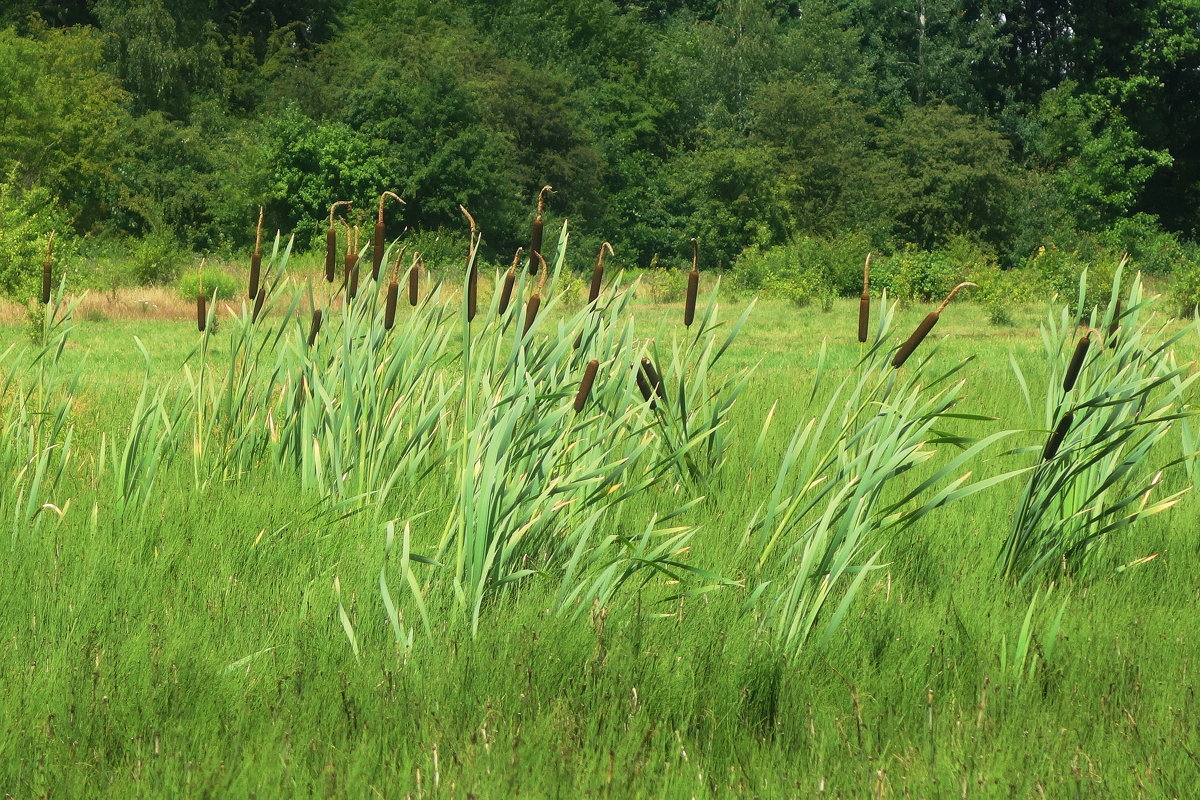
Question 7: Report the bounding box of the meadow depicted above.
[1,230,1198,799]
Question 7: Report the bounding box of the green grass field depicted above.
[2,264,1198,799]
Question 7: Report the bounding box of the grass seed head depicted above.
[574,359,600,413]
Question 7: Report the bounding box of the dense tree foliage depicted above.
[2,0,1198,275]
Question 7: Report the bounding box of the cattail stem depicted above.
[373,191,405,281]
[41,231,54,304]
[345,224,360,300]
[1063,332,1092,392]
[892,282,976,368]
[684,238,699,327]
[326,201,351,283]
[528,185,552,275]
[574,360,600,413]
[858,253,872,343]
[1043,412,1074,461]
[307,308,323,347]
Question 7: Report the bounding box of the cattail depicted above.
[635,366,656,408]
[527,185,552,275]
[197,270,208,332]
[326,201,350,283]
[373,192,404,281]
[307,308,323,347]
[639,356,666,404]
[684,238,700,327]
[408,253,421,306]
[462,205,479,322]
[41,231,54,304]
[574,359,599,413]
[345,224,360,300]
[858,253,872,343]
[252,287,266,322]
[384,249,403,330]
[1042,412,1074,461]
[498,247,521,315]
[589,242,612,304]
[891,282,976,368]
[523,293,542,337]
[249,207,263,300]
[1063,332,1091,392]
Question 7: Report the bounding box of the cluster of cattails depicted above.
[498,247,521,315]
[326,201,351,283]
[527,185,552,275]
[41,231,55,304]
[684,239,699,328]
[373,192,404,281]
[892,282,976,368]
[858,253,872,343]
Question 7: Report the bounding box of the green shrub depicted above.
[1028,244,1129,314]
[178,267,238,302]
[872,245,962,304]
[1171,259,1200,317]
[731,243,836,309]
[129,228,189,285]
[1101,213,1191,277]
[0,175,71,300]
[971,264,1048,326]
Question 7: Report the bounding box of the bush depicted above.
[1102,214,1192,277]
[731,243,837,309]
[0,175,71,300]
[1171,260,1200,318]
[1028,244,1129,315]
[971,264,1048,326]
[872,246,963,305]
[178,267,238,302]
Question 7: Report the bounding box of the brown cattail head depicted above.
[249,206,263,299]
[252,286,267,322]
[639,357,666,404]
[41,231,54,304]
[523,292,542,337]
[408,252,421,306]
[373,192,404,281]
[684,238,700,327]
[307,308,323,347]
[326,201,350,283]
[892,282,976,368]
[589,241,612,304]
[462,206,480,322]
[528,184,552,274]
[1063,332,1091,393]
[858,253,872,343]
[574,359,600,413]
[635,366,656,408]
[1043,412,1075,461]
[197,290,208,332]
[384,281,399,330]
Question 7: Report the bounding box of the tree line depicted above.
[2,0,1198,290]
